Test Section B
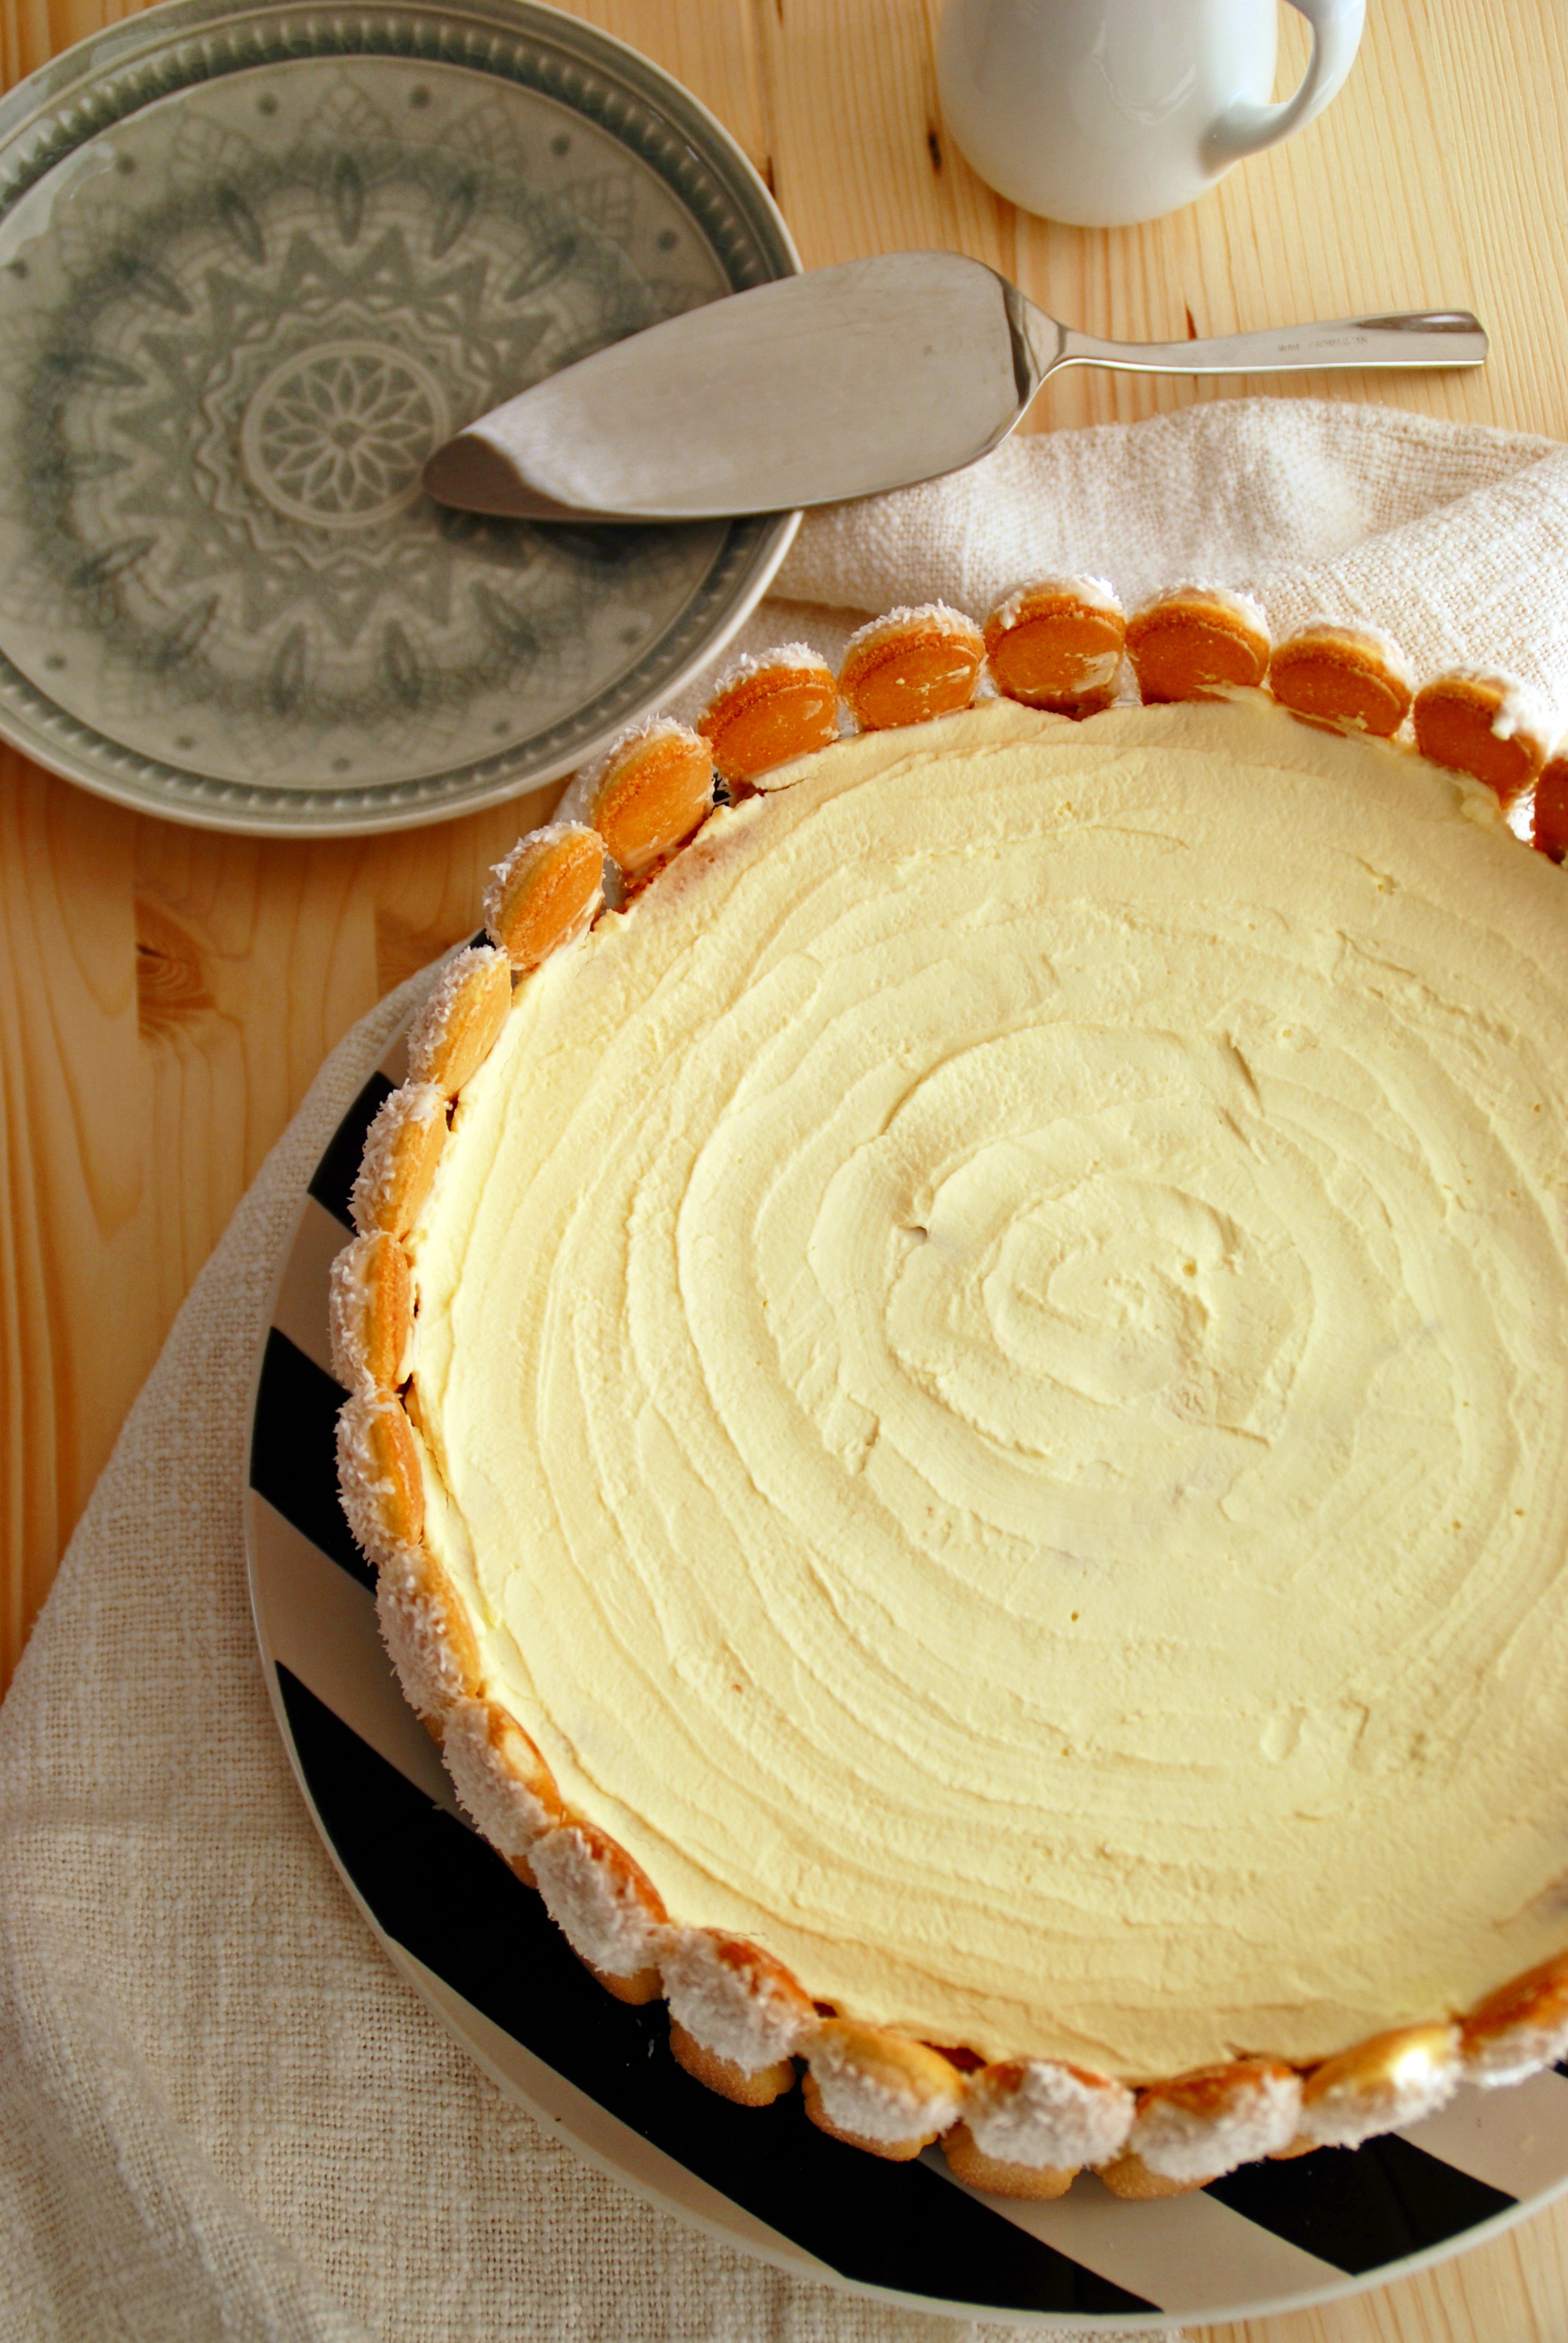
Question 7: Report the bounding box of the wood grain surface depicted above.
[2,3,1566,2334]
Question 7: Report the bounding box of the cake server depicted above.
[423,250,1487,522]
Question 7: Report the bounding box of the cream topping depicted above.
[409,696,1568,2077]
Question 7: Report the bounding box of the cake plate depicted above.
[245,1015,1568,2329]
[0,0,798,833]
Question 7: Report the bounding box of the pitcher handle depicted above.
[1205,0,1365,166]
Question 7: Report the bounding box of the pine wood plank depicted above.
[0,0,776,1695]
[4,0,1562,1687]
[0,762,560,1687]
[751,0,1568,437]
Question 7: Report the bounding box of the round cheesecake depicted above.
[402,692,1568,2082]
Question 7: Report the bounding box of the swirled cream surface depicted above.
[410,696,1568,2076]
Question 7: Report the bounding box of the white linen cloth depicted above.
[4,396,1568,2343]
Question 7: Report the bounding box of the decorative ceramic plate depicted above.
[244,1018,1568,2330]
[0,0,798,832]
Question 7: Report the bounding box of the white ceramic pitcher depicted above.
[936,0,1365,228]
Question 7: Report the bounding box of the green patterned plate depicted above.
[0,0,799,831]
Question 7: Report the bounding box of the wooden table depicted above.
[2,0,1566,2333]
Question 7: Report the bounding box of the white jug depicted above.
[936,0,1365,228]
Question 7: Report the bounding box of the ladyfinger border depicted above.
[982,575,1127,715]
[803,2021,967,2159]
[328,1228,413,1395]
[330,575,1568,2199]
[1103,2060,1302,2195]
[1268,618,1415,739]
[405,943,512,1096]
[840,603,986,732]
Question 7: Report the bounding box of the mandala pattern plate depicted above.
[0,0,799,831]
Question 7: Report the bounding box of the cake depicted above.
[333,580,1568,2201]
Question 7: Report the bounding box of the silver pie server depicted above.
[423,250,1487,523]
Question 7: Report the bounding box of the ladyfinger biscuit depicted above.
[983,576,1126,715]
[1096,2152,1204,2200]
[484,823,607,971]
[1534,753,1568,862]
[335,1388,425,1564]
[839,603,985,731]
[348,1083,448,1239]
[1125,584,1270,704]
[328,1230,413,1394]
[531,1819,668,2004]
[374,1544,483,1727]
[956,2057,1134,2187]
[1528,750,1566,862]
[1463,1950,1568,2085]
[1413,667,1556,805]
[941,2125,1077,2200]
[670,2022,795,2107]
[581,718,715,879]
[698,645,840,783]
[802,2021,965,2160]
[406,944,511,1096]
[1117,2058,1301,2187]
[440,1696,566,1882]
[661,1929,813,2102]
[1268,620,1414,737]
[1297,2022,1460,2149]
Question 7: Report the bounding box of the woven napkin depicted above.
[4,397,1568,2343]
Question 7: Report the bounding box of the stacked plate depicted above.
[0,0,799,831]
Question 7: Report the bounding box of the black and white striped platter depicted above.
[246,1026,1568,2330]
